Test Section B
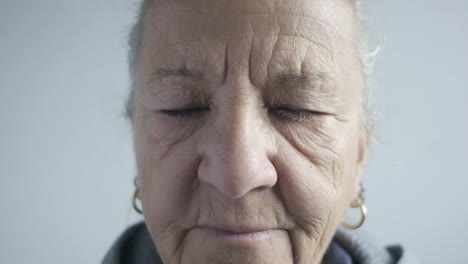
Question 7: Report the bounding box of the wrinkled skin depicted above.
[133,0,369,263]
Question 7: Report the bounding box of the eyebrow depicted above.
[151,66,204,82]
[149,67,332,91]
[273,71,332,87]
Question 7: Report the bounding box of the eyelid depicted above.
[158,104,324,121]
[159,107,209,118]
[269,106,323,122]
[267,103,322,114]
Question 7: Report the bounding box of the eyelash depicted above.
[269,107,320,122]
[160,107,209,118]
[160,107,320,122]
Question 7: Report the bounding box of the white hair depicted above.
[125,0,377,132]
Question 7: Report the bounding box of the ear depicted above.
[355,125,373,192]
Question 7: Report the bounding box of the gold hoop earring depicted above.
[132,188,143,214]
[342,196,367,230]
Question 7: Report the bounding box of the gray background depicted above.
[1,0,467,263]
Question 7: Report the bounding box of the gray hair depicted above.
[125,0,377,132]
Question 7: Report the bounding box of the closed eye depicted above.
[269,107,321,122]
[160,106,321,121]
[160,107,209,118]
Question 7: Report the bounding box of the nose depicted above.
[198,107,278,199]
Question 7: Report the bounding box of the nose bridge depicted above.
[198,93,277,199]
[223,103,265,169]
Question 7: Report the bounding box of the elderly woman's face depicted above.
[133,0,368,263]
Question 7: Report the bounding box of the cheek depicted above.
[274,117,360,233]
[133,112,201,230]
[278,117,353,175]
[133,104,206,175]
[139,147,198,227]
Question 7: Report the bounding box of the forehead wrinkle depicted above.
[264,20,337,86]
[277,33,333,57]
[266,38,329,86]
[148,39,200,58]
[141,0,355,91]
[143,4,210,45]
[143,37,208,74]
[274,13,336,56]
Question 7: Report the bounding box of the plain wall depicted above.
[1,0,467,263]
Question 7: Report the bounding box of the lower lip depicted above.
[199,227,279,242]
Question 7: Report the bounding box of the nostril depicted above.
[251,185,273,194]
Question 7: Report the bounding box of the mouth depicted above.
[197,226,282,243]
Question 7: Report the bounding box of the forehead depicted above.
[142,0,357,48]
[138,0,360,88]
